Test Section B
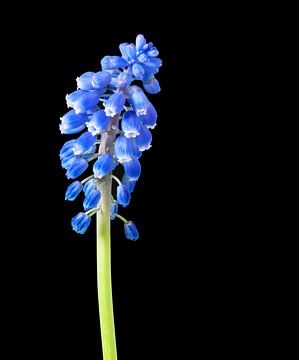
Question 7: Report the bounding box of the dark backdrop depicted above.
[2,13,260,360]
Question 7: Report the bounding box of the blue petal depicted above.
[143,58,162,74]
[61,155,76,169]
[92,71,111,89]
[131,139,142,159]
[138,53,149,64]
[114,135,134,163]
[134,124,152,151]
[116,72,133,88]
[132,63,145,80]
[143,77,161,94]
[72,132,97,155]
[121,111,141,138]
[124,221,139,240]
[147,47,159,57]
[93,154,114,178]
[71,90,102,114]
[116,185,131,207]
[60,139,77,159]
[66,90,86,108]
[123,157,141,181]
[128,86,149,116]
[83,189,101,210]
[66,157,88,179]
[65,181,82,201]
[86,110,110,135]
[71,212,91,234]
[83,178,98,196]
[136,34,146,52]
[119,43,130,61]
[104,93,126,117]
[60,109,88,134]
[101,56,128,70]
[126,44,137,61]
[76,72,95,90]
[138,102,157,129]
[122,174,137,193]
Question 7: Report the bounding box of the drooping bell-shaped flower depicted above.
[76,72,95,90]
[92,71,112,89]
[60,139,77,160]
[116,185,131,207]
[83,178,98,196]
[65,181,83,201]
[101,56,128,70]
[66,90,86,108]
[143,77,161,94]
[138,102,157,129]
[145,58,162,73]
[131,140,142,159]
[60,110,88,134]
[122,174,137,193]
[86,110,110,135]
[128,86,149,116]
[93,154,114,178]
[124,221,139,240]
[71,212,91,234]
[66,157,88,179]
[72,132,97,155]
[67,90,102,114]
[61,155,76,169]
[123,157,141,181]
[134,124,152,151]
[114,135,134,163]
[83,189,101,211]
[104,93,126,117]
[121,111,141,138]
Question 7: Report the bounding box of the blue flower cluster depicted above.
[59,34,161,239]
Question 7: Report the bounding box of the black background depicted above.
[1,10,265,360]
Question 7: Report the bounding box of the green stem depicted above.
[97,177,118,360]
[111,213,128,224]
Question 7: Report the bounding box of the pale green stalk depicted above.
[96,114,119,360]
[97,177,117,360]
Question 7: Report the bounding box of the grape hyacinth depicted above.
[60,34,161,238]
[59,34,161,360]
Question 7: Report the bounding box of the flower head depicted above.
[60,34,162,238]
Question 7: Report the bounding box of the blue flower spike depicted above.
[59,34,162,359]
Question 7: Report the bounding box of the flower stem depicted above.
[97,177,118,360]
[111,213,129,224]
